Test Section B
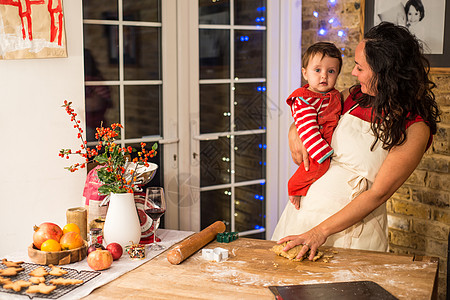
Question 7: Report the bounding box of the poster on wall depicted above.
[364,0,449,68]
[0,0,66,60]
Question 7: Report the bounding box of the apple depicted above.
[106,243,123,261]
[33,222,63,250]
[87,244,105,255]
[87,249,113,271]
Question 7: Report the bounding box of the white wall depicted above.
[0,2,85,256]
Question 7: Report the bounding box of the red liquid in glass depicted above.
[145,208,165,220]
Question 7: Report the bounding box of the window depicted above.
[196,0,267,238]
[83,1,163,189]
[82,0,296,239]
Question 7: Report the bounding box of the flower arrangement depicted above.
[59,100,157,195]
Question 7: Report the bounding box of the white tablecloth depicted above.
[0,229,193,300]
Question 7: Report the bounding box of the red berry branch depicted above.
[59,100,157,195]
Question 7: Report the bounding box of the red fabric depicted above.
[83,165,106,206]
[288,158,332,197]
[287,86,342,196]
[287,85,342,163]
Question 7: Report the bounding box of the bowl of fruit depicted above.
[28,222,87,265]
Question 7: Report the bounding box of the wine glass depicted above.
[144,187,166,250]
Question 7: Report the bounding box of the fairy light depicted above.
[311,0,345,41]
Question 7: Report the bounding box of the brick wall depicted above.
[301,1,449,299]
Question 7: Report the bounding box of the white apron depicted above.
[272,107,389,252]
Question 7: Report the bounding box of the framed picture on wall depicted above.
[362,0,450,72]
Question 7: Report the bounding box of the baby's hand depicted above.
[289,195,302,210]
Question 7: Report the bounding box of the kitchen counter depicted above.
[83,237,438,299]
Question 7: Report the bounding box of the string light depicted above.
[311,1,346,40]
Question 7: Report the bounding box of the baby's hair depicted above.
[405,0,425,21]
[302,42,342,74]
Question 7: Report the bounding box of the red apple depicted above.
[87,249,113,271]
[33,222,63,250]
[106,243,123,261]
[87,244,105,255]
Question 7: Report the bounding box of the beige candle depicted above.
[66,207,88,241]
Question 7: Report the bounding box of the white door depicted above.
[83,0,300,239]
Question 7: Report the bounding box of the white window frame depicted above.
[83,1,180,229]
[83,0,301,237]
[172,0,302,237]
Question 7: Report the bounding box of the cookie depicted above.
[48,264,68,276]
[49,278,83,285]
[3,280,32,292]
[29,266,49,277]
[26,283,56,294]
[29,276,46,284]
[1,259,24,268]
[0,276,12,285]
[0,267,24,276]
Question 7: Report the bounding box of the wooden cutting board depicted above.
[83,238,438,299]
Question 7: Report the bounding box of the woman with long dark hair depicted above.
[272,22,440,260]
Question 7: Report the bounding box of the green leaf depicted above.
[94,154,108,164]
[98,185,113,195]
[97,168,116,184]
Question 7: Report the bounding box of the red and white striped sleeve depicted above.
[291,97,334,163]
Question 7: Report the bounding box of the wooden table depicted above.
[83,238,438,299]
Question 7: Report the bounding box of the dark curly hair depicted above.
[356,22,440,151]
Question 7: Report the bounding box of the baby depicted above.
[404,0,425,41]
[287,42,342,209]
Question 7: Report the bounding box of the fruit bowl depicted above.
[28,241,87,265]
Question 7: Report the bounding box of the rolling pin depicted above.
[167,221,226,265]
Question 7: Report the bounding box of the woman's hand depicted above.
[276,227,327,260]
[288,123,310,170]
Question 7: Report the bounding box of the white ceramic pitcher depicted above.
[103,193,141,249]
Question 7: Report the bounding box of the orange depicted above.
[63,223,80,235]
[41,239,61,252]
[60,232,84,250]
